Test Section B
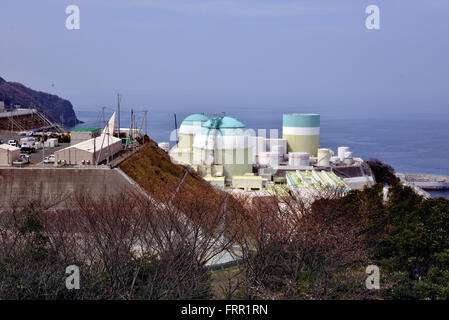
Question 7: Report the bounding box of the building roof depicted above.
[181,113,209,126]
[71,127,101,132]
[283,113,320,128]
[202,116,245,129]
[63,134,121,153]
[232,175,263,180]
[0,143,20,151]
[203,175,225,182]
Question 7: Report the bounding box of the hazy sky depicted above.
[1,0,448,115]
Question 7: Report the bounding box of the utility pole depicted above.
[42,136,45,167]
[94,134,96,166]
[144,110,148,138]
[117,93,121,139]
[174,113,179,147]
[130,109,134,149]
[134,112,137,150]
[134,113,136,148]
[101,106,106,128]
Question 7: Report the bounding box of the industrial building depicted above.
[179,113,209,150]
[232,174,265,191]
[70,127,102,145]
[286,170,350,192]
[168,112,375,193]
[0,144,20,166]
[170,113,209,164]
[170,114,253,182]
[54,134,122,166]
[192,116,253,182]
[203,175,225,189]
[56,114,122,166]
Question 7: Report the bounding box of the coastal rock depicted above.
[0,76,81,127]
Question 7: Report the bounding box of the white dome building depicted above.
[169,113,208,164]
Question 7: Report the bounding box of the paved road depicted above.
[30,143,69,167]
[0,131,19,144]
[1,132,69,167]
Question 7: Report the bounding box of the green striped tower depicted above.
[283,113,320,156]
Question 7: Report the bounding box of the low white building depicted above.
[55,134,122,166]
[70,127,102,145]
[0,144,20,166]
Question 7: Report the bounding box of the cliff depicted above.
[0,76,81,127]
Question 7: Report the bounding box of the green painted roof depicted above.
[202,116,245,129]
[71,127,100,132]
[182,113,209,125]
[283,114,320,128]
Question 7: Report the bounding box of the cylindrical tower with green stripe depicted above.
[283,113,320,156]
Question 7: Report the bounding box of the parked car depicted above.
[44,155,55,163]
[13,154,30,166]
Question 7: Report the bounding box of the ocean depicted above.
[73,108,449,199]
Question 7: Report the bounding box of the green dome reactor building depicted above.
[170,113,209,164]
[192,116,252,181]
[178,113,209,150]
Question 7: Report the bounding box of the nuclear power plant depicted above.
[168,112,376,193]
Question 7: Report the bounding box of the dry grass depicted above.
[118,139,219,202]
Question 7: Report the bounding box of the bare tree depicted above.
[233,188,372,300]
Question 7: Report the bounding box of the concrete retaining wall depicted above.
[0,167,137,208]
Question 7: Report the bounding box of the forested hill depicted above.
[0,76,81,127]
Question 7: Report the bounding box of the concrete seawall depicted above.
[397,173,449,191]
[0,167,138,208]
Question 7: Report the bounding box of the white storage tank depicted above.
[317,148,331,167]
[288,154,295,166]
[331,156,340,164]
[289,152,310,167]
[158,142,170,153]
[271,145,285,160]
[343,151,354,165]
[338,146,350,161]
[259,151,280,167]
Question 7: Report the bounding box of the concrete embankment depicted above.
[0,167,138,208]
[397,173,449,190]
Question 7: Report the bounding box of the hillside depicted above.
[118,139,220,202]
[0,76,81,127]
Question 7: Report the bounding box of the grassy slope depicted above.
[118,139,218,202]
